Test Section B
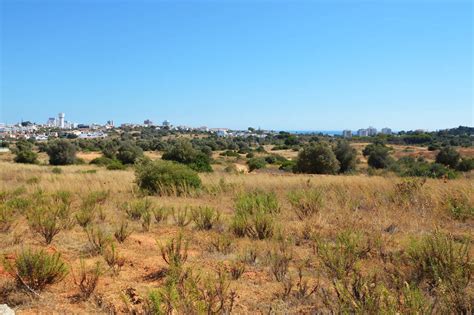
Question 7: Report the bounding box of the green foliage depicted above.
[294,142,340,174]
[247,157,267,172]
[125,198,153,221]
[288,188,324,220]
[457,158,474,172]
[171,207,192,227]
[316,230,370,280]
[86,225,112,255]
[159,233,189,269]
[152,207,169,224]
[162,139,213,172]
[74,260,101,300]
[446,195,474,221]
[135,159,202,196]
[52,167,62,174]
[407,232,472,312]
[334,141,357,173]
[0,206,14,233]
[209,233,234,254]
[364,143,393,169]
[116,141,144,164]
[3,248,68,291]
[103,243,124,275]
[114,221,133,243]
[28,208,63,244]
[436,146,461,169]
[14,141,38,164]
[395,157,458,179]
[75,208,94,228]
[191,206,220,230]
[279,159,296,172]
[235,191,280,215]
[46,139,77,165]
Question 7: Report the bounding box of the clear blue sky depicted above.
[1,0,472,131]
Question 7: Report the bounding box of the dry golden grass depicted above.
[0,161,473,313]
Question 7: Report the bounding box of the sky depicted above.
[0,0,472,131]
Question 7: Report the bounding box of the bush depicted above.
[28,208,63,244]
[191,206,220,230]
[159,233,188,269]
[407,232,472,312]
[46,139,77,165]
[116,142,143,164]
[334,141,357,173]
[52,167,62,174]
[86,225,112,255]
[162,139,212,172]
[135,159,202,196]
[279,160,296,172]
[436,146,461,169]
[457,158,474,172]
[364,143,393,169]
[14,141,38,164]
[247,158,267,172]
[3,248,68,291]
[89,156,115,167]
[294,143,340,174]
[114,221,132,243]
[316,230,370,280]
[288,188,324,220]
[73,260,101,300]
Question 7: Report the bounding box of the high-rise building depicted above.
[144,119,153,126]
[163,120,170,127]
[357,129,369,137]
[367,126,377,136]
[381,127,392,135]
[342,130,352,138]
[58,113,65,128]
[47,117,56,127]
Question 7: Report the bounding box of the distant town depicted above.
[0,112,433,142]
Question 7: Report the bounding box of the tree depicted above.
[457,158,474,172]
[162,139,212,172]
[334,141,357,173]
[116,142,143,164]
[47,140,77,165]
[294,143,340,174]
[247,158,267,172]
[366,144,392,169]
[14,140,38,164]
[435,146,460,169]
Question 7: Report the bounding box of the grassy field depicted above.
[0,159,473,313]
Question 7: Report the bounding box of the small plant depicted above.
[73,260,101,300]
[125,198,153,221]
[246,211,275,240]
[159,233,189,269]
[86,225,112,255]
[230,214,250,237]
[52,167,62,174]
[191,206,220,230]
[75,208,94,228]
[229,261,245,280]
[316,230,370,280]
[171,207,192,227]
[209,233,234,254]
[3,248,68,291]
[238,248,258,265]
[268,247,292,282]
[114,221,133,243]
[103,243,125,275]
[288,188,324,220]
[446,195,474,222]
[407,231,472,312]
[0,206,13,233]
[152,206,169,224]
[142,210,151,231]
[235,191,280,215]
[28,208,62,244]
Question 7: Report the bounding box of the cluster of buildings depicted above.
[342,127,392,138]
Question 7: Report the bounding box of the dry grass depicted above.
[0,161,473,313]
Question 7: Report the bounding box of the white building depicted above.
[47,117,56,127]
[357,129,369,137]
[342,130,352,138]
[58,113,65,128]
[381,127,392,135]
[367,126,377,136]
[162,120,171,127]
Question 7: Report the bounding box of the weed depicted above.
[73,260,101,300]
[208,233,234,254]
[229,261,245,280]
[171,207,192,227]
[3,248,68,291]
[191,206,220,230]
[142,210,151,231]
[159,233,188,269]
[288,188,324,220]
[86,225,112,255]
[103,243,125,275]
[28,208,62,244]
[152,206,169,224]
[114,221,132,243]
[268,247,292,282]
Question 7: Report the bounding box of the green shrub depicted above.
[209,233,234,254]
[106,160,126,170]
[407,232,472,312]
[135,159,202,196]
[86,225,112,255]
[3,248,68,291]
[102,244,124,275]
[247,157,267,172]
[446,195,474,221]
[162,139,213,172]
[246,211,275,240]
[171,207,192,227]
[235,191,280,215]
[334,141,357,173]
[75,208,94,228]
[125,198,153,221]
[279,160,296,172]
[457,158,474,172]
[46,139,77,165]
[14,148,38,164]
[142,210,152,231]
[435,146,460,169]
[294,142,340,174]
[159,233,188,269]
[191,206,220,230]
[288,188,324,220]
[28,208,63,244]
[114,221,132,243]
[90,156,115,166]
[116,141,144,164]
[52,167,62,174]
[152,206,169,224]
[316,230,370,280]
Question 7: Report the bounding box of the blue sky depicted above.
[1,0,472,131]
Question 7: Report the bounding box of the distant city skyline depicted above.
[1,1,472,130]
